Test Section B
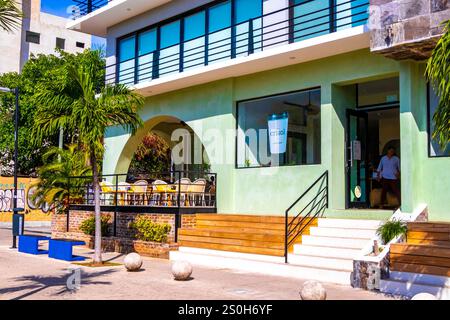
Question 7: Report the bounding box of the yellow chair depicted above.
[188,179,206,207]
[100,181,114,205]
[130,180,148,205]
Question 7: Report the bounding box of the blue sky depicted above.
[41,0,106,49]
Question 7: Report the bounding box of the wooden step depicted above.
[184,225,285,235]
[391,244,450,259]
[390,253,450,268]
[196,218,317,230]
[196,214,315,224]
[390,262,450,277]
[408,222,450,232]
[179,240,285,256]
[408,231,450,241]
[179,235,284,250]
[179,228,285,242]
[406,238,450,247]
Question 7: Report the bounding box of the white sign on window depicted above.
[352,140,362,161]
[268,112,289,154]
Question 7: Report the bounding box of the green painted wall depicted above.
[103,49,450,221]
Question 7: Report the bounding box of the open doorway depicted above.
[346,77,401,209]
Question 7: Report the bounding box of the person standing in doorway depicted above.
[377,146,401,208]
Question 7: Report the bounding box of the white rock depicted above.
[124,253,143,272]
[172,261,193,280]
[411,293,438,300]
[299,281,327,300]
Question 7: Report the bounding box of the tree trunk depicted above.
[91,150,102,265]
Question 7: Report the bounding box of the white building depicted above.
[0,0,92,75]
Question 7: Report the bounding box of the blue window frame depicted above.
[138,29,157,55]
[160,20,181,49]
[119,36,135,62]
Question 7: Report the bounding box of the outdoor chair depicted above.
[130,180,148,206]
[151,180,168,206]
[117,182,131,205]
[100,181,114,205]
[188,178,207,206]
[173,178,192,207]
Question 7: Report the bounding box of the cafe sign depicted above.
[268,112,289,154]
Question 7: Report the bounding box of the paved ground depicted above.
[0,227,395,300]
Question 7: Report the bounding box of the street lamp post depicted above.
[0,86,24,248]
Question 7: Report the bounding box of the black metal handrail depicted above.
[284,171,328,263]
[72,0,109,16]
[104,0,369,86]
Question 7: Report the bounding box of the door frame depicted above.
[345,109,369,209]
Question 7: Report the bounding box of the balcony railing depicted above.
[72,0,110,17]
[105,0,369,87]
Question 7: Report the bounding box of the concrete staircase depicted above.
[288,218,382,277]
[171,216,383,285]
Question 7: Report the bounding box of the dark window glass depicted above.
[160,20,181,49]
[237,89,322,168]
[119,36,136,62]
[76,41,85,48]
[138,29,157,55]
[428,85,450,157]
[184,11,206,41]
[209,1,232,33]
[56,37,65,49]
[358,77,399,107]
[26,31,40,44]
[235,0,262,23]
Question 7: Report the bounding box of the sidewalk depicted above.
[0,229,395,300]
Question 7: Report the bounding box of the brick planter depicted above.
[51,210,197,259]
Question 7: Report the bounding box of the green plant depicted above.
[80,216,111,236]
[131,216,172,243]
[376,219,408,245]
[0,0,23,32]
[426,20,450,150]
[31,144,91,214]
[31,51,144,264]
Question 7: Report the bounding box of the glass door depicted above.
[346,109,369,208]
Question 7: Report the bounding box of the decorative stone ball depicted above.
[171,261,193,281]
[411,293,438,300]
[299,281,327,300]
[124,253,143,272]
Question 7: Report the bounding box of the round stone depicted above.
[124,253,143,272]
[299,281,327,300]
[411,293,437,300]
[171,261,193,281]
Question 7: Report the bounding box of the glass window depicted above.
[208,1,232,33]
[428,85,450,157]
[358,77,399,107]
[138,29,157,55]
[160,20,181,49]
[119,36,136,62]
[56,37,65,50]
[235,0,262,24]
[237,89,321,168]
[293,0,330,41]
[184,11,206,41]
[25,31,40,44]
[118,36,136,85]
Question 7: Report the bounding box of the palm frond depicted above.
[0,0,22,33]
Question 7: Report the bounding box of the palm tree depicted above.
[31,145,92,214]
[0,0,22,32]
[33,65,144,265]
[426,19,450,149]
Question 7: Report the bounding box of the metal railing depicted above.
[67,171,217,242]
[104,0,369,86]
[284,171,328,263]
[72,0,110,16]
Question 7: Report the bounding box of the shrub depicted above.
[80,216,111,236]
[376,219,408,245]
[131,216,171,243]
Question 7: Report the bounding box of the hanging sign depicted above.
[268,112,289,154]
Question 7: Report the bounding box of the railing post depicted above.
[67,177,70,232]
[285,209,288,264]
[326,170,329,208]
[248,19,254,55]
[174,171,181,243]
[329,0,336,33]
[114,174,118,237]
[87,0,93,14]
